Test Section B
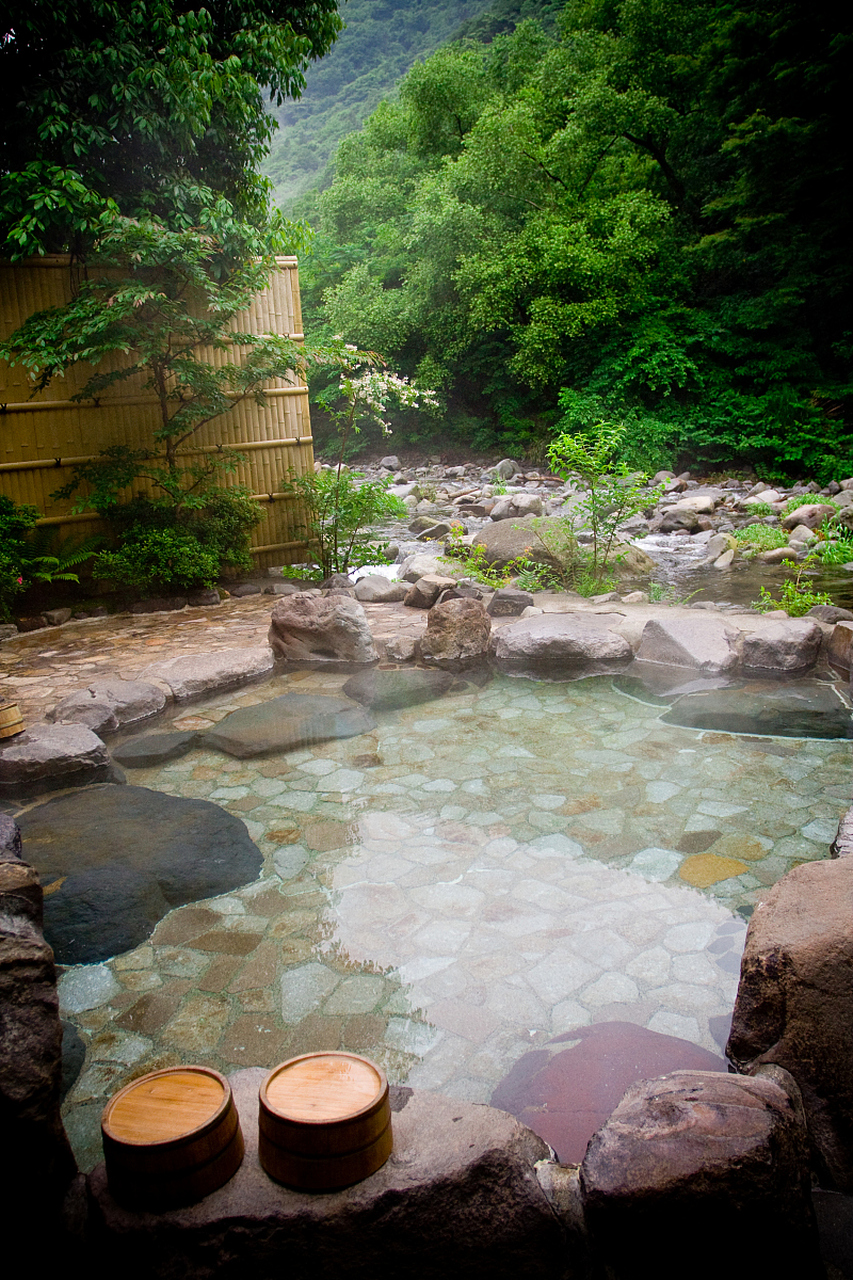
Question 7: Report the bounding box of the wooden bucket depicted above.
[101,1066,244,1210]
[259,1052,392,1191]
[0,702,24,738]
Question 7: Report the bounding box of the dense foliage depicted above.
[0,1,342,258]
[266,0,500,206]
[300,0,853,480]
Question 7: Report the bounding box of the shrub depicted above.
[281,468,405,577]
[94,526,220,595]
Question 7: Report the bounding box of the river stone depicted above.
[658,507,699,532]
[488,588,534,616]
[490,612,633,672]
[342,668,453,711]
[489,493,543,521]
[48,677,167,734]
[472,515,562,572]
[727,856,853,1190]
[781,502,838,530]
[111,731,200,768]
[87,1074,563,1280]
[661,680,852,738]
[418,598,492,667]
[635,616,740,673]
[0,722,113,796]
[269,594,377,663]
[201,694,375,759]
[739,617,822,673]
[492,1021,725,1164]
[143,646,274,699]
[353,575,408,603]
[17,785,262,965]
[398,552,445,583]
[0,834,76,1229]
[404,574,458,609]
[580,1070,819,1280]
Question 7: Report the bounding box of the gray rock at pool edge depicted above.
[143,646,274,699]
[112,731,200,769]
[490,612,632,671]
[48,677,167,734]
[269,593,377,663]
[0,722,113,796]
[419,598,492,666]
[202,693,375,759]
[740,617,822,673]
[343,668,453,711]
[635,615,740,674]
[17,784,262,964]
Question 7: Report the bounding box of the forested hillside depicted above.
[265,0,498,205]
[296,0,853,481]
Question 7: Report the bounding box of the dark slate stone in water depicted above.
[112,730,199,768]
[201,693,375,759]
[661,680,853,739]
[18,784,262,964]
[614,668,734,704]
[342,668,453,711]
[491,1021,726,1164]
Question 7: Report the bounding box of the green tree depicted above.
[0,1,342,258]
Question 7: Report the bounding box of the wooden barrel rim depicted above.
[102,1066,232,1148]
[260,1052,388,1127]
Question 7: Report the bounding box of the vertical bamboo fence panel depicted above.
[0,255,314,570]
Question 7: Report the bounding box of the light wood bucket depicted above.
[259,1052,392,1191]
[0,702,24,738]
[101,1066,244,1210]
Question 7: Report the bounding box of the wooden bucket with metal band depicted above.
[101,1066,244,1210]
[259,1052,392,1191]
[0,702,23,739]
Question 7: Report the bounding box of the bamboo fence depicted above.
[0,255,314,569]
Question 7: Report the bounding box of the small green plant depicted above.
[743,500,775,517]
[753,558,833,616]
[546,420,664,589]
[813,515,853,565]
[491,479,509,496]
[282,469,405,578]
[648,581,703,606]
[733,525,789,555]
[509,553,563,592]
[93,526,220,594]
[441,528,513,589]
[783,494,841,518]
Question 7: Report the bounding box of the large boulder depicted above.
[418,598,492,667]
[580,1070,820,1280]
[202,694,375,759]
[143,647,274,699]
[0,819,77,1225]
[268,593,376,665]
[48,677,167,734]
[739,617,822,673]
[490,612,633,673]
[780,502,838,530]
[87,1074,564,1280]
[398,553,445,583]
[403,575,458,609]
[727,857,853,1190]
[472,515,560,573]
[635,616,740,674]
[17,785,263,964]
[489,493,543,521]
[0,722,113,797]
[269,594,377,664]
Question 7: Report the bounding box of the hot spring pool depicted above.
[56,665,851,1169]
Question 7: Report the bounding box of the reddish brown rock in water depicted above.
[491,1022,726,1164]
[580,1069,820,1280]
[418,597,491,666]
[0,818,76,1227]
[269,593,377,663]
[727,856,853,1189]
